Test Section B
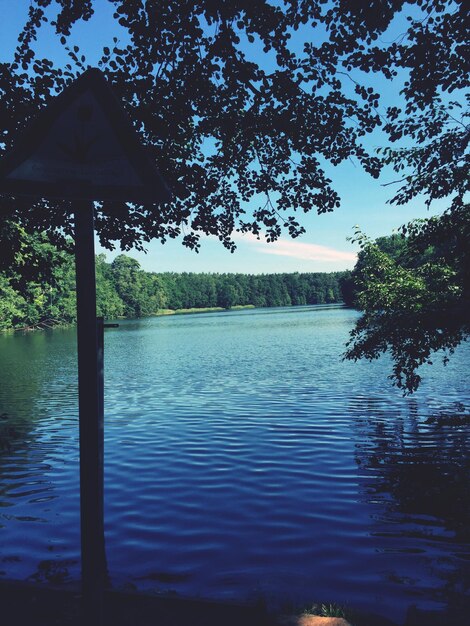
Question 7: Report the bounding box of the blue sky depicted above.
[0,1,446,274]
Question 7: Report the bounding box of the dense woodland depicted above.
[0,232,349,330]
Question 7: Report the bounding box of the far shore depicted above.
[4,303,348,333]
[155,304,256,316]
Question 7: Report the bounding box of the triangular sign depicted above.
[0,69,172,203]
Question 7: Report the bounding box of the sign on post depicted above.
[0,69,171,202]
[0,68,172,626]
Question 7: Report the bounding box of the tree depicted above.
[345,206,469,393]
[110,255,146,317]
[95,254,125,319]
[0,1,466,252]
[217,283,238,309]
[0,274,26,330]
[0,222,77,328]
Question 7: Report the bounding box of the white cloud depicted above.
[235,232,357,264]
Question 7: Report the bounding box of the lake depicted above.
[0,305,469,622]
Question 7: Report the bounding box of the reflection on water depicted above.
[356,402,470,539]
[353,401,470,619]
[0,328,80,581]
[0,306,469,623]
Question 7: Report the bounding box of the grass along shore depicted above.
[155,304,256,316]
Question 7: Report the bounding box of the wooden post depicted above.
[97,317,105,426]
[74,200,105,626]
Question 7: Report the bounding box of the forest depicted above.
[0,231,349,330]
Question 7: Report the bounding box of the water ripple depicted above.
[0,308,469,622]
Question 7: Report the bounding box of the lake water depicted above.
[0,305,469,622]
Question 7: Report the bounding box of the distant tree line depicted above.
[0,230,351,330]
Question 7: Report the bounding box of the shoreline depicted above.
[1,577,460,625]
[2,302,348,333]
[154,304,256,316]
[0,578,421,626]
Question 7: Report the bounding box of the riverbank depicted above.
[155,304,256,316]
[0,304,258,333]
[0,580,265,626]
[4,303,347,332]
[0,579,460,626]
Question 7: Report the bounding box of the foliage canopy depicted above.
[0,0,467,254]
